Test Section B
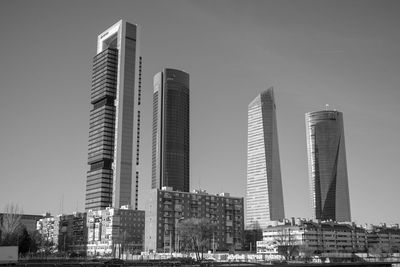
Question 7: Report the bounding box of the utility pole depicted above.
[170,228,172,255]
[212,231,215,254]
[175,217,185,253]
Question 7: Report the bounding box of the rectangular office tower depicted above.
[305,110,351,222]
[152,69,190,192]
[246,88,285,230]
[85,20,142,211]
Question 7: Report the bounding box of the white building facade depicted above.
[257,220,367,256]
[87,206,144,256]
[246,88,285,230]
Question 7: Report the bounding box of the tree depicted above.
[58,233,71,254]
[28,230,42,253]
[0,204,22,246]
[177,218,216,262]
[274,228,299,261]
[39,239,56,256]
[298,244,315,262]
[244,222,263,252]
[368,243,390,260]
[33,231,56,256]
[18,227,32,254]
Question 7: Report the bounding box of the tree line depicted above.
[0,204,55,256]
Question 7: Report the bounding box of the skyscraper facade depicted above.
[305,110,351,222]
[152,69,189,192]
[85,20,142,211]
[246,88,285,230]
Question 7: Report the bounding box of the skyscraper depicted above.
[246,88,285,230]
[152,68,189,192]
[305,109,351,222]
[85,20,142,211]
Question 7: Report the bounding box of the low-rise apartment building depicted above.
[36,214,58,250]
[58,212,87,254]
[366,224,400,253]
[86,206,145,257]
[36,212,87,254]
[257,219,367,255]
[145,188,244,253]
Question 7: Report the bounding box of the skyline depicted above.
[0,0,399,225]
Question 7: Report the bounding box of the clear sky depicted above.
[0,0,399,225]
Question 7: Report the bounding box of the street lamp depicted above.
[175,217,185,253]
[212,231,216,254]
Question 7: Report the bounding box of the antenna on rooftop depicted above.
[198,176,201,190]
[59,196,62,215]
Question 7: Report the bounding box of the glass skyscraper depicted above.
[246,88,285,230]
[85,20,142,211]
[152,69,189,192]
[306,110,351,222]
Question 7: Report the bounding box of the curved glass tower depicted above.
[152,68,190,192]
[246,88,285,230]
[306,110,351,222]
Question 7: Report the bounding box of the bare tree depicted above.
[0,204,22,245]
[177,218,216,262]
[368,243,390,260]
[298,244,315,262]
[274,228,299,261]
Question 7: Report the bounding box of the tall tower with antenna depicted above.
[305,109,351,222]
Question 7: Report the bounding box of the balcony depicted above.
[225,205,233,210]
[163,193,172,199]
[234,205,242,210]
[163,205,173,211]
[163,199,172,205]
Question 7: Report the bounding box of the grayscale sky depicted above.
[0,0,399,225]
